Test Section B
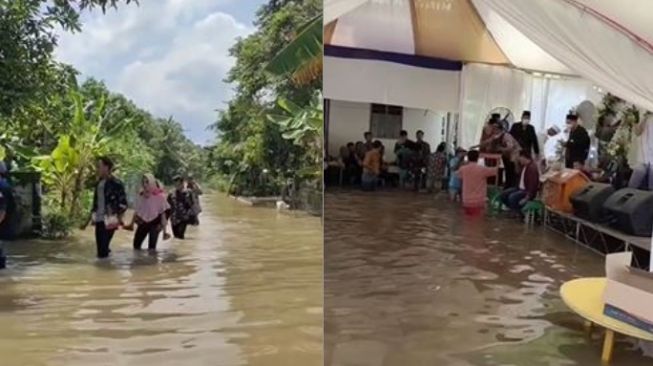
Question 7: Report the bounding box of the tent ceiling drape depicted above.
[325,0,574,74]
[325,0,653,111]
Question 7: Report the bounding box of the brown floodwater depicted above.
[325,190,652,366]
[0,193,322,366]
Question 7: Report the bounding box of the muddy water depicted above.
[325,190,651,366]
[0,194,322,366]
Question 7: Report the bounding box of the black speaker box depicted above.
[570,183,615,222]
[603,188,653,237]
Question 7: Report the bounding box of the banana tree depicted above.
[267,92,323,179]
[33,90,129,216]
[265,15,322,85]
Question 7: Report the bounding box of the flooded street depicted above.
[0,194,322,366]
[325,190,651,366]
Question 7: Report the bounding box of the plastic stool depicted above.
[522,200,544,225]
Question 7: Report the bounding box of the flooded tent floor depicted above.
[325,190,651,366]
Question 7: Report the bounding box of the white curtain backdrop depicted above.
[459,63,532,149]
[324,56,460,112]
[474,0,653,112]
[459,63,601,149]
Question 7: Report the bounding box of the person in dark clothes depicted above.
[564,114,591,168]
[343,142,362,185]
[187,176,203,226]
[167,176,195,239]
[415,130,431,190]
[363,131,374,152]
[394,130,420,189]
[0,162,14,269]
[500,151,540,212]
[510,111,540,159]
[83,157,128,259]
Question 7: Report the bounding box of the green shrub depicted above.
[41,207,75,240]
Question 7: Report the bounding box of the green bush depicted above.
[41,207,75,240]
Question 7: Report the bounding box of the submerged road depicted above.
[0,194,322,366]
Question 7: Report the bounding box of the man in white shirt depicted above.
[628,113,653,190]
[543,126,565,164]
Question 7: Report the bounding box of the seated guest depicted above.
[500,151,540,212]
[448,147,466,201]
[362,141,382,191]
[342,142,361,185]
[457,150,498,216]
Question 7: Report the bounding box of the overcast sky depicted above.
[55,0,265,145]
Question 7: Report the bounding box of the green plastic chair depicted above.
[487,186,503,214]
[522,200,544,224]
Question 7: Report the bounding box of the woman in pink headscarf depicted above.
[125,173,170,251]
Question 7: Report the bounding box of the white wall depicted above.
[324,56,460,112]
[328,99,447,162]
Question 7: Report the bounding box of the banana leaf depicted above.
[265,15,322,78]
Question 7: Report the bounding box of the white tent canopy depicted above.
[325,0,653,112]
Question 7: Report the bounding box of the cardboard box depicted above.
[603,252,653,333]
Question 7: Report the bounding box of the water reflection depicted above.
[0,194,322,365]
[325,190,649,365]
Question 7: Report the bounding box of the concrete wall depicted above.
[327,99,448,163]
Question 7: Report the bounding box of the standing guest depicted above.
[167,176,195,239]
[426,142,447,193]
[0,162,14,269]
[479,120,495,153]
[362,141,382,191]
[456,150,498,216]
[187,176,203,226]
[480,119,521,187]
[564,114,590,169]
[394,130,419,189]
[415,130,431,159]
[510,111,540,160]
[415,130,431,190]
[627,112,653,190]
[448,147,467,201]
[83,157,128,259]
[363,131,374,152]
[354,141,366,164]
[125,174,170,251]
[543,126,564,164]
[500,151,540,212]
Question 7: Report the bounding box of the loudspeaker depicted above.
[570,183,615,222]
[603,188,653,237]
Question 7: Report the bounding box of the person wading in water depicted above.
[0,162,14,269]
[125,173,170,251]
[187,176,202,226]
[82,157,128,259]
[167,176,194,239]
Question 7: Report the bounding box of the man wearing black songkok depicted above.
[564,113,590,169]
[510,111,540,159]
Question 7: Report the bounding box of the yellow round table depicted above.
[560,277,653,363]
